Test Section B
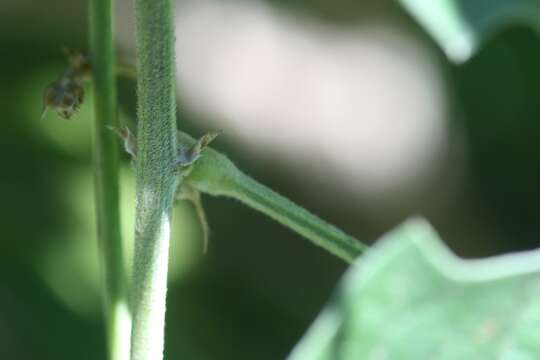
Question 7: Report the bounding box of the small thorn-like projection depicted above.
[176,185,210,253]
[175,131,222,168]
[108,125,138,158]
[40,106,49,121]
[109,125,218,253]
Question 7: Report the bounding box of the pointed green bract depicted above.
[399,0,540,62]
[289,218,540,359]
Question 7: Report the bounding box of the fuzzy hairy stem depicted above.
[223,174,364,262]
[89,1,131,359]
[130,0,178,359]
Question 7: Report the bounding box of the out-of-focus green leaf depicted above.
[399,0,540,62]
[288,218,540,360]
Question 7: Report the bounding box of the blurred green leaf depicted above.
[399,0,540,62]
[289,218,540,359]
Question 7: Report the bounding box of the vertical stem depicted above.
[130,0,178,359]
[89,1,131,360]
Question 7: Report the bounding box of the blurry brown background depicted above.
[1,0,540,358]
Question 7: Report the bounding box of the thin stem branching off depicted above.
[89,0,131,359]
[175,131,367,263]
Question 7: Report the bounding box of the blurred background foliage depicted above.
[1,0,540,359]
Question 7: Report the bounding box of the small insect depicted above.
[41,49,91,120]
[107,125,138,158]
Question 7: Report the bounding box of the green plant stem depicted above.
[224,173,364,262]
[176,132,367,263]
[89,1,131,360]
[130,0,178,359]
